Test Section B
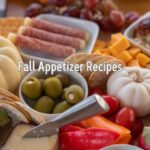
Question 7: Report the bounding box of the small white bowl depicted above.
[101,144,143,150]
[21,14,99,64]
[124,11,150,56]
[19,69,88,121]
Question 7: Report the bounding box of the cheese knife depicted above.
[0,0,7,17]
[23,94,109,138]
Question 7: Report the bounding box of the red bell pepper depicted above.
[78,116,131,144]
[60,126,120,150]
[60,125,83,132]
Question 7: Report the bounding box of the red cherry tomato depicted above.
[89,87,103,96]
[115,107,136,129]
[102,95,120,116]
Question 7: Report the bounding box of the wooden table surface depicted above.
[7,0,150,17]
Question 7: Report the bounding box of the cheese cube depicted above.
[93,47,101,52]
[117,51,133,63]
[111,33,125,44]
[109,37,130,57]
[102,51,111,55]
[95,40,107,48]
[129,48,141,58]
[127,59,140,66]
[136,53,150,67]
[99,48,109,53]
[93,50,102,55]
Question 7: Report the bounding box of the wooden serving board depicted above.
[116,0,150,15]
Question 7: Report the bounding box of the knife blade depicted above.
[23,94,109,138]
[0,0,7,17]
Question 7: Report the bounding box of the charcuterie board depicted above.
[0,0,150,150]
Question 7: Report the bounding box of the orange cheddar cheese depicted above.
[136,53,150,67]
[127,59,140,66]
[99,48,109,53]
[109,37,130,57]
[93,50,102,55]
[92,33,150,69]
[93,47,101,52]
[102,51,111,55]
[95,40,107,49]
[129,48,141,58]
[117,51,133,63]
[111,33,125,44]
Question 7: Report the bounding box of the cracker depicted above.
[0,17,24,37]
[0,88,20,102]
[17,102,45,124]
[77,53,100,65]
[81,55,113,80]
[64,53,89,64]
[88,59,124,88]
[0,101,29,124]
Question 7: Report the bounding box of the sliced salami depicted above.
[24,17,90,41]
[19,26,85,49]
[8,34,75,58]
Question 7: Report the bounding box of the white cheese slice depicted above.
[2,124,58,150]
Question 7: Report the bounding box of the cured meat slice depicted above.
[8,33,75,58]
[18,26,85,49]
[24,17,90,41]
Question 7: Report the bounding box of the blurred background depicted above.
[1,0,149,38]
[7,0,150,17]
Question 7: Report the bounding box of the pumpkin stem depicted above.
[128,70,144,82]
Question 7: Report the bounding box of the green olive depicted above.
[53,101,72,114]
[0,110,11,126]
[65,85,84,104]
[22,77,42,100]
[56,74,70,87]
[44,77,62,99]
[34,96,54,113]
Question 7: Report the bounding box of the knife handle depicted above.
[0,0,7,17]
[52,94,109,127]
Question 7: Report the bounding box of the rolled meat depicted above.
[8,33,76,58]
[24,17,90,41]
[18,26,86,49]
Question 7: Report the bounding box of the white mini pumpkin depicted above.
[107,67,150,117]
